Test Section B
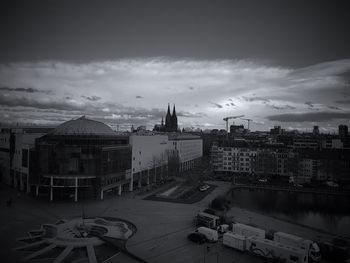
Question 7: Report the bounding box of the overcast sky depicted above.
[1,0,349,132]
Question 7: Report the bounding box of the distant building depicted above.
[293,136,319,150]
[313,126,319,135]
[270,126,284,135]
[339,124,348,137]
[230,124,245,135]
[320,138,343,149]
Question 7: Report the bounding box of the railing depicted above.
[231,184,350,196]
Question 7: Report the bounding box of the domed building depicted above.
[32,116,132,201]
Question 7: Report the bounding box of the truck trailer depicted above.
[273,232,321,262]
[196,227,219,242]
[232,223,265,239]
[194,212,220,229]
[223,232,246,251]
[247,236,308,263]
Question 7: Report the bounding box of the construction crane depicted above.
[223,115,245,132]
[240,118,253,130]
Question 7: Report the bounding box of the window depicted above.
[22,149,29,168]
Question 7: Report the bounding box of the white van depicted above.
[196,227,219,242]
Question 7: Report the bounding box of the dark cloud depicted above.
[135,95,143,99]
[0,93,84,111]
[209,101,223,108]
[0,94,170,128]
[267,111,350,122]
[224,102,236,107]
[0,86,50,94]
[328,106,341,110]
[305,101,314,108]
[242,96,270,102]
[268,104,296,110]
[335,100,350,104]
[82,95,101,101]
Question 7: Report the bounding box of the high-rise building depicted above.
[313,126,320,135]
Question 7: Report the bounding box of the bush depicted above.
[210,196,231,211]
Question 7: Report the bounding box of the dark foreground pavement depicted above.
[0,182,338,263]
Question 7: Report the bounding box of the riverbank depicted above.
[227,186,350,238]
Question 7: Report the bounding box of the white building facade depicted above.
[129,134,169,190]
[168,134,203,172]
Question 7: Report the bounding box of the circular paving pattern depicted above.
[15,217,136,262]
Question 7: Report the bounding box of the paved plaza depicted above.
[0,181,338,263]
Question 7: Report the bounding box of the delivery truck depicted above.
[273,232,321,262]
[196,227,219,242]
[194,212,220,229]
[232,223,265,239]
[223,232,246,251]
[247,236,309,263]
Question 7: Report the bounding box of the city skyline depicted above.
[1,0,349,132]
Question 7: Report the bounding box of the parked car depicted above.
[199,184,210,191]
[187,232,207,244]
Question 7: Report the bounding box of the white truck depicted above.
[274,232,321,262]
[196,227,218,242]
[194,212,220,229]
[232,223,265,239]
[223,232,246,251]
[247,236,309,263]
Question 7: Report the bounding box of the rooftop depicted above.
[168,133,201,140]
[51,116,117,136]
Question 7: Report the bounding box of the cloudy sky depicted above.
[1,0,349,132]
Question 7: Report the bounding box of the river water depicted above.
[229,188,350,237]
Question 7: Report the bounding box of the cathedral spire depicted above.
[167,103,171,115]
[172,104,176,116]
[165,103,172,130]
[171,104,178,131]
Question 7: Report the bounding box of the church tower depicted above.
[171,104,178,131]
[165,103,172,131]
